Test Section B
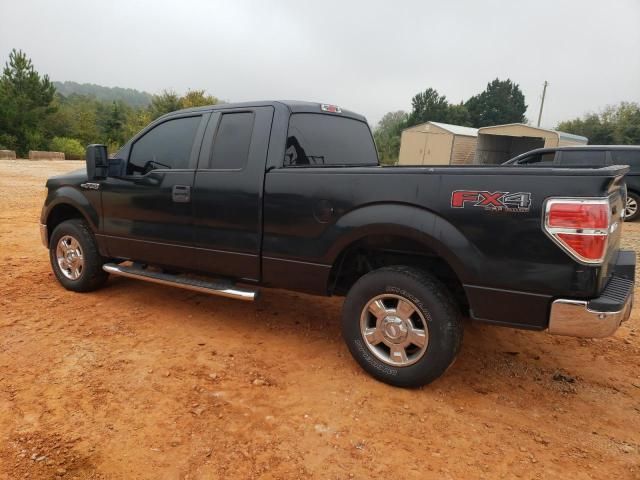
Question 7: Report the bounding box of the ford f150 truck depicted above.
[40,101,635,388]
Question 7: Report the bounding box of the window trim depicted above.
[198,110,256,172]
[126,113,207,176]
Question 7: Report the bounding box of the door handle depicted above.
[172,185,191,203]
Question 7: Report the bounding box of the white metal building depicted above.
[474,123,588,165]
[398,121,478,165]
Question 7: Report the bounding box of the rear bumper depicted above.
[548,250,635,338]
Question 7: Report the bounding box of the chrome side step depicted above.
[102,263,258,301]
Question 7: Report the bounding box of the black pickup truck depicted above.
[40,101,635,387]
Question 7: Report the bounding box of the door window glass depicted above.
[209,112,255,169]
[516,152,555,165]
[559,150,606,166]
[128,115,201,175]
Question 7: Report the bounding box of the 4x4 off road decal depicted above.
[451,190,532,212]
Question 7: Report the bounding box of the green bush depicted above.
[50,137,85,159]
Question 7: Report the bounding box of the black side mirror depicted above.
[86,144,108,180]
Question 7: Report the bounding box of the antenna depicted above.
[537,81,548,127]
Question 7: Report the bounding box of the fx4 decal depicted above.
[451,190,532,212]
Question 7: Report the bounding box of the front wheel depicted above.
[49,219,109,292]
[625,192,640,222]
[342,266,463,388]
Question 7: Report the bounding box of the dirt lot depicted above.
[0,160,639,479]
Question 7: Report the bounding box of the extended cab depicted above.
[40,101,635,387]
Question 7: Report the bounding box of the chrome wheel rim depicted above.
[626,196,637,219]
[55,235,84,280]
[360,294,429,367]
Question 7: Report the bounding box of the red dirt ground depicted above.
[1,160,638,479]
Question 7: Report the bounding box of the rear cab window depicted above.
[285,113,378,167]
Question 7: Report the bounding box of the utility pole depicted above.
[537,81,548,127]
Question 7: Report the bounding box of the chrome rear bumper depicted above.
[549,250,634,338]
[549,293,633,338]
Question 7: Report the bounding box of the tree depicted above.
[408,88,450,125]
[50,137,85,159]
[373,110,408,164]
[0,49,55,155]
[180,89,218,109]
[149,90,181,119]
[465,78,527,127]
[99,100,128,148]
[557,102,640,145]
[446,102,471,127]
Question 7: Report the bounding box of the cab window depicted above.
[127,115,202,175]
[285,113,378,167]
[516,152,555,165]
[208,112,255,170]
[558,150,607,167]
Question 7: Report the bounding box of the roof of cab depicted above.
[165,100,368,123]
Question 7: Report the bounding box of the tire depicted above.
[625,191,640,222]
[49,218,109,292]
[342,266,463,388]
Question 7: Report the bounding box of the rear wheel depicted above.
[49,219,108,292]
[625,192,640,221]
[342,266,463,388]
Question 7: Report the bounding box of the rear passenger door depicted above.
[192,106,274,281]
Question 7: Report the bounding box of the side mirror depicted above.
[86,144,108,180]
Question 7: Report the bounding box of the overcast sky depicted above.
[1,0,639,128]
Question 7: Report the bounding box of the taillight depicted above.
[544,198,612,264]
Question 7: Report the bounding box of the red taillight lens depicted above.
[556,233,607,261]
[548,203,609,229]
[544,199,611,264]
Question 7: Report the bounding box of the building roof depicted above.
[404,121,478,137]
[478,123,588,143]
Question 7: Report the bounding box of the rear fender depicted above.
[326,203,481,284]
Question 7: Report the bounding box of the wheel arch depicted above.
[325,204,477,312]
[43,188,99,243]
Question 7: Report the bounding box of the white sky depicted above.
[1,0,639,128]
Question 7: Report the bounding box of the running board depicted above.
[102,263,258,301]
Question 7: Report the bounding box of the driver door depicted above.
[98,112,209,269]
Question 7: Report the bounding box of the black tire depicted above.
[625,191,640,222]
[49,218,109,292]
[342,266,463,388]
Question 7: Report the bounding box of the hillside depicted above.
[53,81,153,108]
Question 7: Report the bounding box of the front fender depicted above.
[42,186,100,232]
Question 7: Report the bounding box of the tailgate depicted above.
[599,175,627,291]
